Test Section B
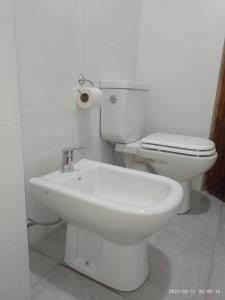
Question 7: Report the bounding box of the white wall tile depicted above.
[83,0,141,56]
[21,109,80,244]
[83,34,137,85]
[137,0,225,190]
[0,0,20,120]
[21,109,79,165]
[137,3,225,135]
[14,0,83,110]
[139,0,225,54]
[14,0,141,244]
[0,242,30,300]
[0,121,27,254]
[0,0,38,296]
[77,108,114,163]
[138,52,222,138]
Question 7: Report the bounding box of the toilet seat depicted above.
[141,133,216,157]
[115,133,217,214]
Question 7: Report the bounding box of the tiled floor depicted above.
[29,191,225,300]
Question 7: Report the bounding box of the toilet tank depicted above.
[100,81,149,144]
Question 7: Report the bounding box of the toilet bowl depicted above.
[116,133,217,213]
[30,159,183,291]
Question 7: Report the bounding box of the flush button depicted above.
[110,95,118,103]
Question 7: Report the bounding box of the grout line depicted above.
[29,195,222,299]
[59,262,126,298]
[21,107,75,112]
[29,247,63,264]
[204,200,224,300]
[29,247,129,299]
[0,240,27,258]
[30,264,59,289]
[0,119,20,124]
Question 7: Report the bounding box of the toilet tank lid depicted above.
[99,80,150,91]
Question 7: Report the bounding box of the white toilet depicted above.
[116,134,217,213]
[100,80,217,213]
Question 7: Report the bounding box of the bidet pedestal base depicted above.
[64,224,149,291]
[178,181,191,214]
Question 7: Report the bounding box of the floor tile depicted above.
[31,224,66,262]
[121,193,222,300]
[206,202,225,300]
[29,250,57,287]
[31,264,126,300]
[30,192,225,300]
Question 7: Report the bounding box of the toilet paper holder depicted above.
[77,74,95,88]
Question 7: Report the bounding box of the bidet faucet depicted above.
[61,147,83,173]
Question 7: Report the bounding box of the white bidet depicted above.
[30,159,183,291]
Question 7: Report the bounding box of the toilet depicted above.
[116,134,217,213]
[100,80,218,213]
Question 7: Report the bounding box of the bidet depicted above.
[30,159,183,291]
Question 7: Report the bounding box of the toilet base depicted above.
[178,181,191,213]
[64,224,149,291]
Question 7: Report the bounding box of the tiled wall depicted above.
[13,0,141,244]
[137,0,225,138]
[136,0,225,189]
[0,0,30,299]
[12,0,224,247]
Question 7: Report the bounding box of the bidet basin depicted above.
[30,159,183,291]
[30,159,183,242]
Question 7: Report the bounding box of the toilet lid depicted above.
[141,133,216,157]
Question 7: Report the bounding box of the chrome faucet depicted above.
[61,147,83,173]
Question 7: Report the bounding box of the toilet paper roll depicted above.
[76,87,103,109]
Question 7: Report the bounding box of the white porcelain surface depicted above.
[101,85,149,144]
[116,139,217,213]
[64,224,149,291]
[117,140,217,181]
[0,242,30,300]
[142,133,216,151]
[30,159,182,290]
[139,149,217,181]
[30,159,183,243]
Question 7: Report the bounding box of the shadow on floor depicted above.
[189,193,211,216]
[31,242,171,300]
[122,244,171,300]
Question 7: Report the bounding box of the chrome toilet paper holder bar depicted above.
[77,74,95,87]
